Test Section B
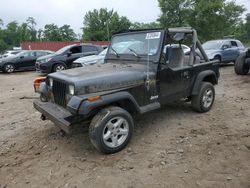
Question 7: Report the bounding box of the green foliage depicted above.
[43,24,62,41]
[130,22,161,29]
[158,0,246,42]
[0,17,77,52]
[82,8,131,41]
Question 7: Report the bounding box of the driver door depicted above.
[159,47,192,104]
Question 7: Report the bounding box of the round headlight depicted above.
[49,78,53,87]
[69,85,75,95]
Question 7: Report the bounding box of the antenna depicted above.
[146,38,150,91]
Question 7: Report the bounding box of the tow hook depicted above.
[41,114,46,121]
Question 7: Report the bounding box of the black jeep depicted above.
[235,48,250,75]
[34,28,220,154]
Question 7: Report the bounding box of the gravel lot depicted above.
[0,66,249,188]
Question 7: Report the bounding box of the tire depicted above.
[89,106,134,154]
[53,63,66,72]
[234,54,249,75]
[191,82,215,113]
[3,63,15,73]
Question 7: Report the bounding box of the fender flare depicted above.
[192,70,217,96]
[67,91,141,115]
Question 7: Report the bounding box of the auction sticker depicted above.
[146,32,161,40]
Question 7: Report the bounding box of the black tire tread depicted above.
[89,106,134,154]
[234,53,249,75]
[191,82,215,113]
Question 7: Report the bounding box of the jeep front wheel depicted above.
[89,106,134,154]
[191,82,215,113]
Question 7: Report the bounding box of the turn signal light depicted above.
[88,96,102,102]
[33,77,46,93]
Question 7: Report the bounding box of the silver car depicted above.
[72,48,107,68]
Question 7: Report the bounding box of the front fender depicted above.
[67,91,141,116]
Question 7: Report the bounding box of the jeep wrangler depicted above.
[235,48,250,75]
[34,28,220,154]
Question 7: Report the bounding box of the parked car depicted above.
[202,39,245,63]
[0,50,23,59]
[72,48,108,68]
[235,48,250,75]
[36,44,103,74]
[0,50,53,73]
[34,28,219,154]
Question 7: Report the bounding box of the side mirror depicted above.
[20,56,24,59]
[67,52,72,57]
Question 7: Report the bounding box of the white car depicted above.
[72,48,108,68]
[0,50,22,59]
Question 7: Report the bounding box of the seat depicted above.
[167,46,184,68]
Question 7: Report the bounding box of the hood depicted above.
[74,55,103,64]
[49,62,155,94]
[37,53,56,60]
[0,55,17,62]
[204,49,219,54]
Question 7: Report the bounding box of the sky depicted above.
[0,0,249,35]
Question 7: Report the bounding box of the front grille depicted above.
[52,80,67,107]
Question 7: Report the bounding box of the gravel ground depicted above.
[0,66,249,188]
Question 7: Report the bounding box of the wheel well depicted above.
[203,75,217,85]
[214,55,221,60]
[99,99,138,116]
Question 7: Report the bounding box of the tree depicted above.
[245,14,250,41]
[130,22,161,29]
[83,8,131,41]
[158,0,192,28]
[158,0,245,41]
[59,24,77,41]
[43,24,62,41]
[26,17,37,41]
[0,18,3,28]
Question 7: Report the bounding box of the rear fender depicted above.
[192,70,217,95]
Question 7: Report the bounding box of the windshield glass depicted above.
[55,46,71,55]
[109,32,162,56]
[203,40,223,50]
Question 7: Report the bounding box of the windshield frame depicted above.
[106,29,165,62]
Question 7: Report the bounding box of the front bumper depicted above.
[36,62,51,74]
[33,100,74,134]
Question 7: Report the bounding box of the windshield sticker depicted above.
[146,32,161,40]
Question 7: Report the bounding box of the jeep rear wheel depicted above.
[234,54,249,75]
[191,82,215,113]
[89,106,134,154]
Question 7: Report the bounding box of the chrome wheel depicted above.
[102,117,129,148]
[55,65,66,72]
[5,64,14,73]
[202,88,214,108]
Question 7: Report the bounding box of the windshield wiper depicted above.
[128,48,140,58]
[110,47,120,57]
